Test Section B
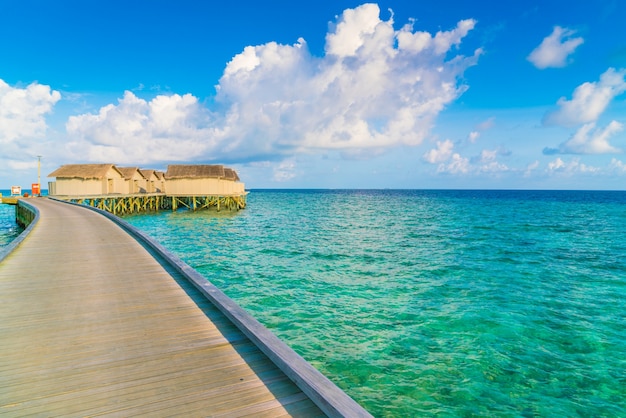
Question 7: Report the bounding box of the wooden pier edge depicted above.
[0,199,40,263]
[49,198,373,418]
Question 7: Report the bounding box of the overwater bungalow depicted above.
[46,163,246,213]
[164,164,245,196]
[154,171,166,193]
[117,167,147,194]
[139,169,161,193]
[223,167,246,195]
[48,164,126,196]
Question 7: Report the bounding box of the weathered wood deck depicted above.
[0,199,365,417]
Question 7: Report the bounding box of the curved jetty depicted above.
[0,198,371,417]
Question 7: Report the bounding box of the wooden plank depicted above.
[0,198,324,417]
[87,200,373,417]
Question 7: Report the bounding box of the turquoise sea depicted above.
[0,189,47,248]
[0,195,22,248]
[3,190,626,416]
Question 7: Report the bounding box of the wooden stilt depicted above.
[60,192,247,215]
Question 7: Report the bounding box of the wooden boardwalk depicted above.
[0,198,328,417]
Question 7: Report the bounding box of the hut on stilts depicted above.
[163,165,246,211]
[47,164,126,196]
[117,167,148,194]
[46,163,247,215]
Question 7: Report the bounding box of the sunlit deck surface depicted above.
[0,198,325,416]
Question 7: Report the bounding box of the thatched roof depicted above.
[48,164,121,179]
[49,163,240,182]
[223,168,240,182]
[117,167,145,180]
[139,169,157,179]
[165,165,226,179]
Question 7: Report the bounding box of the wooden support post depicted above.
[55,192,246,215]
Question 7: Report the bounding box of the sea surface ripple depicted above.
[59,190,626,416]
[0,200,22,248]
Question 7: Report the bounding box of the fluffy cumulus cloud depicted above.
[0,79,61,179]
[544,121,623,155]
[438,153,471,174]
[65,91,224,164]
[524,160,540,177]
[422,139,454,163]
[527,26,584,69]
[422,137,509,175]
[466,117,495,144]
[65,4,481,165]
[395,16,476,55]
[543,68,626,155]
[473,148,509,173]
[0,79,61,146]
[546,157,599,174]
[544,68,626,127]
[272,158,298,182]
[467,131,480,143]
[608,158,626,173]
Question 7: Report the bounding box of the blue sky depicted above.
[1,0,626,190]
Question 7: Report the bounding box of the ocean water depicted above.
[0,189,47,248]
[0,196,21,248]
[122,189,626,417]
[3,190,625,416]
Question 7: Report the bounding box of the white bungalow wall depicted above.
[53,178,106,195]
[106,167,126,194]
[156,178,166,193]
[145,176,156,193]
[142,172,160,193]
[165,178,245,196]
[137,176,148,193]
[121,172,147,194]
[233,182,245,194]
[109,178,126,194]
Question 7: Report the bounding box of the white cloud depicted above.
[424,139,509,175]
[217,4,480,154]
[65,91,222,164]
[546,157,599,174]
[0,79,61,183]
[0,79,61,145]
[476,117,495,131]
[272,158,298,182]
[437,153,470,174]
[6,160,38,170]
[527,26,584,69]
[467,131,480,143]
[474,148,509,173]
[65,4,481,166]
[608,158,626,173]
[466,117,494,143]
[524,160,540,177]
[423,139,454,163]
[544,68,626,127]
[547,157,566,171]
[553,121,623,154]
[477,148,497,161]
[479,160,509,173]
[397,17,476,55]
[326,4,392,58]
[543,68,626,156]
